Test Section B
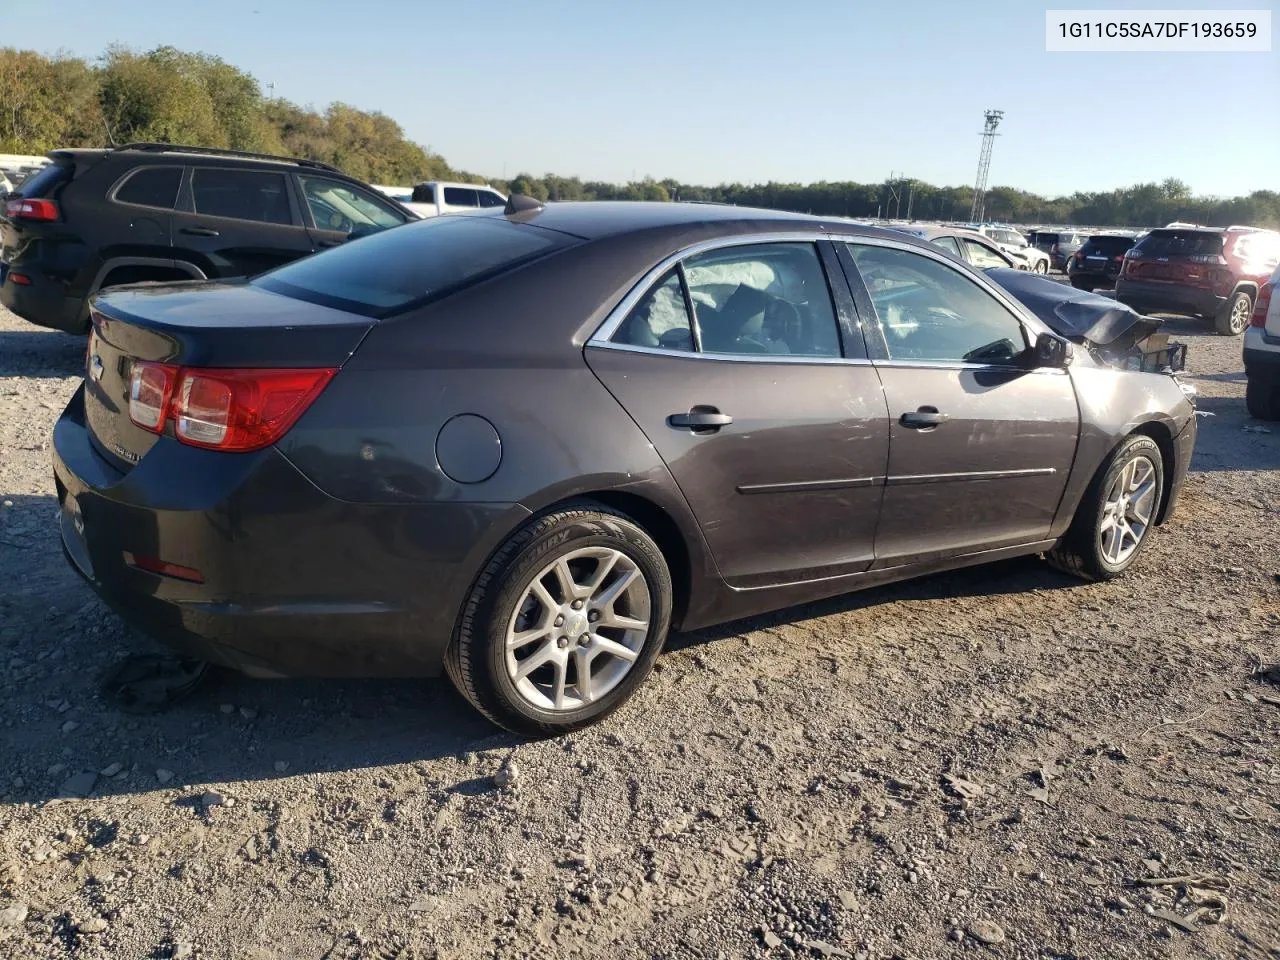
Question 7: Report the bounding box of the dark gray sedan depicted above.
[54,200,1197,734]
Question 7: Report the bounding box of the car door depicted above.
[837,239,1079,567]
[295,174,411,250]
[585,238,890,588]
[173,166,314,278]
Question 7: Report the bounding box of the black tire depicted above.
[445,503,673,736]
[1214,290,1252,336]
[1246,375,1280,421]
[1047,435,1164,582]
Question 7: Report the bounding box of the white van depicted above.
[371,181,506,219]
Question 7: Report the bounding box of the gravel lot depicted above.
[0,298,1278,960]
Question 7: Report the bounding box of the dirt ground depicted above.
[0,298,1277,960]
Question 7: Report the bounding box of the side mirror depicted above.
[1033,332,1071,368]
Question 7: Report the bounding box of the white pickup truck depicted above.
[372,181,507,219]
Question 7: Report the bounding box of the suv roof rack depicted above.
[116,142,342,174]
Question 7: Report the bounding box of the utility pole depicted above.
[969,109,1003,223]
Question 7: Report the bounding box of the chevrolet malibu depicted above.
[53,200,1197,734]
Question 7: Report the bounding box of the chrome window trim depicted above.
[588,230,1056,356]
[587,340,873,367]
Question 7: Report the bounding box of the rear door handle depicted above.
[900,407,947,429]
[179,227,220,237]
[668,406,733,433]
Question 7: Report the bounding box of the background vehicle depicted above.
[1066,233,1139,290]
[1032,229,1089,271]
[1115,226,1280,336]
[972,224,1051,272]
[0,142,412,334]
[0,172,12,197]
[54,201,1195,734]
[887,224,1018,269]
[1244,263,1280,419]
[405,180,507,218]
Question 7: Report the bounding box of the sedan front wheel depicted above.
[1048,434,1164,581]
[446,504,673,735]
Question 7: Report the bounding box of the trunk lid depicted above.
[86,280,373,472]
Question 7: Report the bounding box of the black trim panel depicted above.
[736,476,882,495]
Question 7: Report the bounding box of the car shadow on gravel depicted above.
[0,327,85,378]
[1187,396,1277,473]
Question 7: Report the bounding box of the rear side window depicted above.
[931,236,961,256]
[443,187,479,207]
[114,167,181,209]
[254,216,572,318]
[1134,230,1223,257]
[192,169,292,225]
[15,162,71,198]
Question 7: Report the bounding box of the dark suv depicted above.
[1115,226,1280,336]
[0,143,412,334]
[1031,229,1088,271]
[1066,233,1139,291]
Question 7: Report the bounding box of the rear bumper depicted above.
[53,386,527,678]
[1114,279,1224,318]
[1244,330,1280,379]
[0,268,86,332]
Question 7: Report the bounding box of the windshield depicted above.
[1133,230,1223,258]
[254,216,572,318]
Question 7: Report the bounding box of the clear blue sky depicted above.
[5,0,1277,196]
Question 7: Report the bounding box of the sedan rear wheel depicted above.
[446,504,672,735]
[1048,435,1164,581]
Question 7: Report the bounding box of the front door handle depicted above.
[179,226,220,237]
[318,238,344,248]
[900,407,948,429]
[668,406,733,434]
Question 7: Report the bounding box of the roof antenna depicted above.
[504,193,543,216]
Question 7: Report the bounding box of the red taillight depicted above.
[8,272,32,285]
[1254,282,1274,328]
[4,198,58,221]
[127,364,335,452]
[128,361,178,433]
[1112,255,1124,262]
[123,552,205,583]
[1074,251,1085,260]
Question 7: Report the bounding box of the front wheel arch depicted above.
[1129,421,1177,526]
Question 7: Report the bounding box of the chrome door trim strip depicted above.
[585,340,875,366]
[736,476,883,495]
[885,467,1058,486]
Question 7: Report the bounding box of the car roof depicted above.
[506,200,861,241]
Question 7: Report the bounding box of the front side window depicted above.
[192,169,292,225]
[298,176,406,234]
[478,190,506,208]
[962,238,1010,269]
[115,167,181,209]
[847,243,1027,365]
[443,187,480,207]
[411,184,436,204]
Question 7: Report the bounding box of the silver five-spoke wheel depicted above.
[1098,454,1157,565]
[505,547,651,712]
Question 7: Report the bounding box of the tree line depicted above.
[3,45,1277,229]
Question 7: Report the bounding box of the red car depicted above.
[1115,225,1280,336]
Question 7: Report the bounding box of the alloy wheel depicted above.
[504,547,651,711]
[1230,295,1250,334]
[1098,455,1158,565]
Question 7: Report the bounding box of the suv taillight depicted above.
[3,197,58,221]
[128,363,335,451]
[1254,282,1274,328]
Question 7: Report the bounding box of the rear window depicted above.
[1081,235,1135,256]
[1134,230,1223,258]
[16,162,71,198]
[253,216,572,318]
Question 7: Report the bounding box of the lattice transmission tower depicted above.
[969,109,1004,223]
